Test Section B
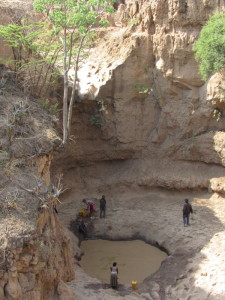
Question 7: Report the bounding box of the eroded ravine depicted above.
[57,170,225,299]
[1,0,225,299]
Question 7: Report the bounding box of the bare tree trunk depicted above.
[66,34,86,137]
[38,47,60,97]
[62,27,69,144]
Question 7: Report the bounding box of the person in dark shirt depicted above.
[99,195,106,218]
[183,198,193,226]
[78,221,87,239]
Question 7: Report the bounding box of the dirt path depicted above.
[59,188,225,300]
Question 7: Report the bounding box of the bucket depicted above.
[79,209,87,217]
[132,280,138,290]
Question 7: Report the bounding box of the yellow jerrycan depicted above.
[132,280,138,290]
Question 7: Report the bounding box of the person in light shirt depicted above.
[110,262,118,289]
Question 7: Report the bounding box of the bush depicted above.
[193,12,225,80]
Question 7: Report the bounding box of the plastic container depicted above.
[79,209,87,217]
[132,280,138,290]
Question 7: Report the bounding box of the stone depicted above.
[57,281,75,300]
[18,273,35,293]
[19,254,32,266]
[0,286,4,300]
[23,290,41,300]
[30,255,39,265]
[5,278,22,300]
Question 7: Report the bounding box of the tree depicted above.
[193,11,225,81]
[0,21,61,96]
[34,0,115,144]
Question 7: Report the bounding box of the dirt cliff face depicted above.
[0,66,75,300]
[55,0,225,192]
[52,2,225,298]
[1,1,225,300]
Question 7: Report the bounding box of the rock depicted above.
[149,282,160,292]
[209,177,225,193]
[57,281,75,300]
[22,290,41,300]
[18,254,32,268]
[203,0,214,8]
[151,292,161,300]
[140,293,153,300]
[5,278,22,300]
[30,255,39,265]
[18,273,35,293]
[0,286,4,300]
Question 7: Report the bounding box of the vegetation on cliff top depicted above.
[35,0,115,144]
[193,11,225,80]
[0,21,61,96]
[0,0,115,145]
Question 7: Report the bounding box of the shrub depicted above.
[193,12,225,80]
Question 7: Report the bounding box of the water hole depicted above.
[80,239,167,285]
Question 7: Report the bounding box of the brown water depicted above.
[80,240,167,285]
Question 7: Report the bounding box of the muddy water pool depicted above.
[80,239,167,285]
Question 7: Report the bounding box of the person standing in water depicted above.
[110,262,118,289]
[99,195,106,218]
[183,198,193,226]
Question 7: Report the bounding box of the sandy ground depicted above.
[58,187,225,300]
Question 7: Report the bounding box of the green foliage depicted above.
[90,112,101,127]
[0,22,53,58]
[34,0,115,143]
[34,0,115,33]
[49,103,61,115]
[135,83,152,95]
[193,11,225,80]
[213,108,222,122]
[0,21,62,95]
[128,18,138,26]
[90,99,107,128]
[97,99,107,113]
[41,99,61,115]
[0,0,115,143]
[42,99,49,110]
[0,23,32,49]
